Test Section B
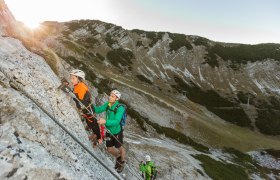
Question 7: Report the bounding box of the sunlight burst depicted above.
[24,21,41,29]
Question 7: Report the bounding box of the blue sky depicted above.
[5,0,280,44]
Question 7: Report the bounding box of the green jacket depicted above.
[94,101,125,135]
[139,161,154,180]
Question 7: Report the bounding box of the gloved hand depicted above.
[61,78,69,86]
[97,118,106,125]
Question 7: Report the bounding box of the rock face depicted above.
[0,0,16,35]
[0,36,117,179]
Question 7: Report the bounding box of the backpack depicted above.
[107,104,127,130]
[150,164,158,179]
[143,163,157,180]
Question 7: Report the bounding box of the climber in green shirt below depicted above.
[139,155,157,180]
[95,89,126,173]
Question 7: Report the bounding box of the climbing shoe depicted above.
[117,161,125,173]
[115,156,122,169]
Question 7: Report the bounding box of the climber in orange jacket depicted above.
[69,69,103,147]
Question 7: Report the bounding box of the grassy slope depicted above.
[87,59,280,152]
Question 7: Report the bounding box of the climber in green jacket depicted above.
[139,155,157,180]
[95,89,126,173]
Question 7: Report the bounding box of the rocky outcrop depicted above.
[0,0,16,35]
[0,36,117,179]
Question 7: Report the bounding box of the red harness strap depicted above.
[82,114,95,122]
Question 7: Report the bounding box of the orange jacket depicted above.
[73,82,92,110]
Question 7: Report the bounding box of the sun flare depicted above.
[24,21,41,29]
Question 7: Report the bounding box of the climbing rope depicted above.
[0,66,122,180]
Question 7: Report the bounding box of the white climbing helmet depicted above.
[111,89,121,99]
[145,155,151,162]
[70,69,85,80]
